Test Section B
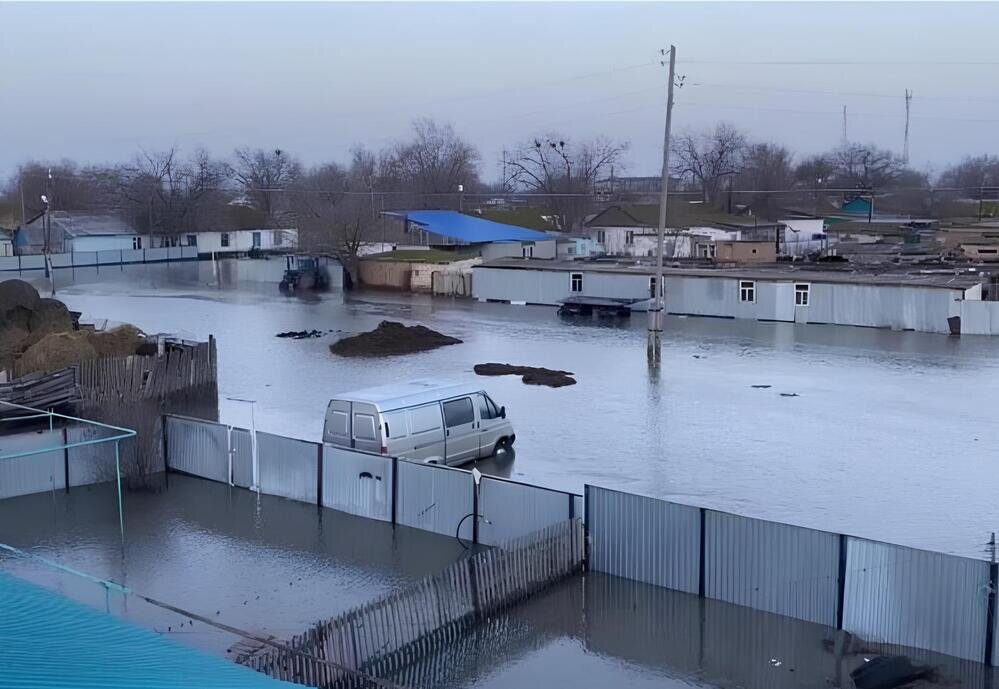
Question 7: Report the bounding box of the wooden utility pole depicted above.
[903,89,913,164]
[649,45,677,363]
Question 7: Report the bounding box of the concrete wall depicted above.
[715,241,775,264]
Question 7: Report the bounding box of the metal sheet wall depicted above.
[587,486,700,594]
[66,425,116,487]
[0,430,65,499]
[322,446,393,522]
[843,538,989,662]
[72,252,98,266]
[0,256,19,271]
[478,477,571,546]
[395,460,473,540]
[704,510,840,626]
[97,250,121,265]
[19,255,44,270]
[255,431,318,503]
[50,253,73,268]
[145,248,169,262]
[164,416,229,483]
[230,428,252,488]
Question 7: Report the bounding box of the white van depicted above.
[323,379,516,466]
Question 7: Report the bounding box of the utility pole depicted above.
[649,45,677,364]
[841,106,848,146]
[903,89,912,164]
[18,175,26,230]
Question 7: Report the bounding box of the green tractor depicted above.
[279,255,331,293]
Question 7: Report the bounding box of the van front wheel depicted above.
[493,438,509,455]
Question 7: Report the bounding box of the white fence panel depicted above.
[145,248,169,262]
[843,538,989,662]
[478,477,571,546]
[50,253,74,268]
[0,429,65,499]
[396,460,473,540]
[97,250,121,265]
[230,427,252,488]
[121,249,145,264]
[73,252,98,267]
[322,446,393,522]
[19,255,45,270]
[256,431,318,503]
[165,416,229,483]
[0,256,20,272]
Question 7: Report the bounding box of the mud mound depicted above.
[89,324,145,357]
[28,298,73,336]
[474,363,576,388]
[0,280,40,312]
[19,331,97,375]
[330,321,462,357]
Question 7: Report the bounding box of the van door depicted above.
[475,393,504,457]
[324,400,352,446]
[405,403,446,462]
[442,397,478,465]
[351,403,382,453]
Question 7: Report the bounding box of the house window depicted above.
[795,283,810,306]
[570,272,583,293]
[596,230,606,244]
[186,234,197,247]
[626,231,635,245]
[273,230,283,246]
[739,280,755,303]
[252,231,261,248]
[221,233,230,248]
[132,236,142,250]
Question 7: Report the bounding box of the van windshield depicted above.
[479,394,500,420]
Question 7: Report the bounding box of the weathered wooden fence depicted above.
[240,519,584,688]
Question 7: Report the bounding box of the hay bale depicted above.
[18,331,97,375]
[4,305,32,330]
[0,280,40,312]
[88,324,145,357]
[28,298,73,336]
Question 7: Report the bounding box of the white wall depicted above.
[66,235,145,252]
[196,229,298,253]
[473,266,652,305]
[781,219,827,257]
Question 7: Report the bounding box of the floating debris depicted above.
[779,392,800,397]
[751,385,772,389]
[275,329,329,339]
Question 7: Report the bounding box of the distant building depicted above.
[194,229,298,256]
[18,212,148,254]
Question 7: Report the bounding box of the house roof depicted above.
[383,210,551,243]
[29,212,140,237]
[586,202,773,230]
[471,208,558,231]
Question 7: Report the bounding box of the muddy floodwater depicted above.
[25,259,999,557]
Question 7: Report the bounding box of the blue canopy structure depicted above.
[383,210,551,243]
[0,571,292,688]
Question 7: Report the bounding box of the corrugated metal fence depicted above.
[586,484,997,665]
[162,414,579,548]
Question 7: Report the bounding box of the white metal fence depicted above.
[586,484,999,665]
[0,246,198,273]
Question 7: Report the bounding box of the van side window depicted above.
[443,398,474,427]
[478,394,499,420]
[409,404,442,434]
[353,413,377,440]
[329,410,349,436]
[383,410,407,438]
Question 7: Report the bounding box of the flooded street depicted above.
[27,259,999,557]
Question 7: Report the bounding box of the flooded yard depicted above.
[23,259,999,557]
[0,473,472,657]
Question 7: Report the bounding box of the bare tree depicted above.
[938,155,999,191]
[738,143,794,192]
[793,154,836,189]
[828,143,905,189]
[670,122,746,204]
[505,134,628,229]
[117,147,230,234]
[384,119,481,198]
[231,147,302,217]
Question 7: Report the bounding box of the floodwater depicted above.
[374,573,990,689]
[0,473,474,658]
[23,259,999,557]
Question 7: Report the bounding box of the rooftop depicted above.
[586,202,776,230]
[383,210,551,243]
[337,378,484,410]
[475,257,983,290]
[25,211,140,237]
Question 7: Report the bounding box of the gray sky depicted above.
[2,1,999,182]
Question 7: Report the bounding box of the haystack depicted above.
[19,331,97,375]
[28,298,73,336]
[0,280,40,312]
[89,324,145,357]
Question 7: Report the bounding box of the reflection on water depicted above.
[0,474,471,656]
[379,573,992,689]
[20,260,999,556]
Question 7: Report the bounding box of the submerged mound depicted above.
[330,321,461,358]
[474,363,576,388]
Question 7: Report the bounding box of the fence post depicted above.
[472,474,480,545]
[162,415,170,472]
[986,560,998,666]
[62,427,69,493]
[583,484,590,568]
[836,533,848,630]
[568,492,575,520]
[698,507,707,598]
[316,443,324,508]
[390,457,398,525]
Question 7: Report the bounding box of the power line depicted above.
[679,59,999,66]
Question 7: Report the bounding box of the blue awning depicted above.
[383,210,551,243]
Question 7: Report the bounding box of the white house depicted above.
[21,212,148,253]
[194,229,298,255]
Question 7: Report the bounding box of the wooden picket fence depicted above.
[240,519,584,688]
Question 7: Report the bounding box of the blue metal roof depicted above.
[0,571,292,688]
[384,210,552,243]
